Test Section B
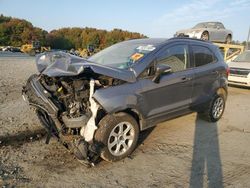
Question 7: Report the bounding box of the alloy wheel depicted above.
[108,121,135,156]
[212,97,224,119]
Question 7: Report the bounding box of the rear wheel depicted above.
[198,93,226,122]
[201,31,209,41]
[226,35,232,44]
[94,112,139,162]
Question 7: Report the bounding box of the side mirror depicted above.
[152,64,172,83]
[87,45,95,53]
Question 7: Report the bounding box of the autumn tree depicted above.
[0,14,146,50]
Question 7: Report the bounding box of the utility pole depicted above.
[247,26,250,51]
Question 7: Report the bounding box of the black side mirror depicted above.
[152,64,172,83]
[87,45,95,53]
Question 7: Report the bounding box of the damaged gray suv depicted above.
[22,38,228,165]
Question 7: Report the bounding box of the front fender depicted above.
[92,81,146,115]
[93,91,138,114]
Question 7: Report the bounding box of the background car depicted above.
[175,22,233,43]
[228,50,250,87]
[1,46,21,52]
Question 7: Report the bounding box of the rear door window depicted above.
[218,23,225,29]
[192,45,216,67]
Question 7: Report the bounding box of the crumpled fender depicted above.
[93,80,142,111]
[94,93,138,114]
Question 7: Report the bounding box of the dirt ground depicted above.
[0,54,250,188]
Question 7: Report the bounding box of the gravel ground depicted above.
[0,54,250,187]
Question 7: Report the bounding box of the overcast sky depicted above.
[0,0,249,41]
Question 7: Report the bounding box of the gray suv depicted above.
[22,38,228,165]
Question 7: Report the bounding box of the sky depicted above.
[0,0,250,41]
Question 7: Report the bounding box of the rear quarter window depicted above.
[192,45,216,67]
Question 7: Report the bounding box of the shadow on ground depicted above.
[189,115,223,188]
[0,129,46,148]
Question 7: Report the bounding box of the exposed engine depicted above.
[37,75,92,138]
[30,73,123,134]
[40,75,91,118]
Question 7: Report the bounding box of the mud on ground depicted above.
[0,55,250,187]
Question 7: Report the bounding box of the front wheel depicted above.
[198,94,226,122]
[201,31,209,41]
[94,112,139,162]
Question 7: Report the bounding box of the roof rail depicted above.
[168,37,213,44]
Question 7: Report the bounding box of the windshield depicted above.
[89,41,156,69]
[233,51,250,62]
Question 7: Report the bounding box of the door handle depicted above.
[212,70,219,74]
[181,77,192,82]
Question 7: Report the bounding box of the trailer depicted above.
[213,43,245,62]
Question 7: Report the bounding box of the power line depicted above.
[246,26,250,51]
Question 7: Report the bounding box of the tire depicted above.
[94,112,139,162]
[29,50,36,56]
[201,31,209,41]
[198,93,226,122]
[226,35,232,44]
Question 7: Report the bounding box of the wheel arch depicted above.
[216,87,227,99]
[117,108,143,131]
[200,30,210,40]
[202,30,209,35]
[226,33,232,42]
[95,105,144,131]
[203,30,209,34]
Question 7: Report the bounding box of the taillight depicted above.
[226,67,230,76]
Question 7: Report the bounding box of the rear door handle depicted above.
[212,70,219,74]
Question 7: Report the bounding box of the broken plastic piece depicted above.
[80,79,99,142]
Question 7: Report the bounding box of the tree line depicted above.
[0,14,146,50]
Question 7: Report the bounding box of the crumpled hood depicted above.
[36,51,136,83]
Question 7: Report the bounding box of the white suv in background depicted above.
[228,50,250,87]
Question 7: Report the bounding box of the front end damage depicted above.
[22,52,132,165]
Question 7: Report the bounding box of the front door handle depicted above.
[181,77,192,82]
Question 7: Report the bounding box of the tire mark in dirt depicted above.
[223,163,250,186]
[0,129,46,148]
[0,162,30,187]
[138,142,192,157]
[224,125,245,133]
